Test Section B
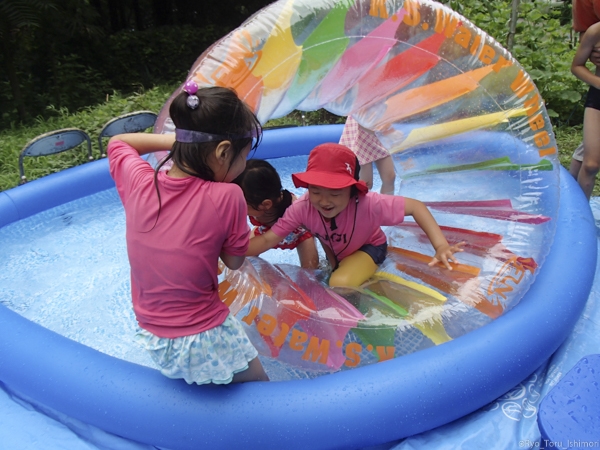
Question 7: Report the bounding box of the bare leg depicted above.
[231,356,269,383]
[577,108,600,199]
[569,142,584,179]
[359,162,374,190]
[374,156,396,195]
[329,251,377,288]
[569,158,583,179]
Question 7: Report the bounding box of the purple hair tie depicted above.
[183,80,199,109]
[175,128,260,144]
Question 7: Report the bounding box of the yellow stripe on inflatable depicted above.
[389,108,528,153]
[251,0,302,90]
[414,320,452,345]
[374,271,447,302]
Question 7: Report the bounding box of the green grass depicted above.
[0,85,176,190]
[0,86,594,195]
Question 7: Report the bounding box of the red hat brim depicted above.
[292,171,369,193]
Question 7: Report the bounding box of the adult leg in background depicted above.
[578,107,600,199]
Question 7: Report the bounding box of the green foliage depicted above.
[1,0,597,195]
[265,110,344,128]
[0,0,275,129]
[441,0,584,126]
[0,86,592,194]
[0,22,223,130]
[104,25,221,92]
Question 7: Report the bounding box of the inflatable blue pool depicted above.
[0,124,596,449]
[0,0,597,447]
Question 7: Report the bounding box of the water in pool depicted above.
[0,155,324,378]
[0,153,540,380]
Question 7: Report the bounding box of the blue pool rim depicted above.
[0,125,596,450]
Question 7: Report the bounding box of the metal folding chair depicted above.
[98,111,157,157]
[18,128,93,184]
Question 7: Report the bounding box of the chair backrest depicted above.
[98,111,157,157]
[19,128,93,184]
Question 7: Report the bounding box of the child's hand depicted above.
[591,46,600,66]
[428,241,466,270]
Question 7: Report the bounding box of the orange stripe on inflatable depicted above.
[387,246,481,276]
[193,29,264,111]
[377,65,495,127]
[392,261,504,319]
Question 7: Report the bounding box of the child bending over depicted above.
[234,159,319,269]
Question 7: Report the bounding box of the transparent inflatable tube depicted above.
[0,126,595,449]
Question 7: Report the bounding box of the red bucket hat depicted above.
[292,143,369,193]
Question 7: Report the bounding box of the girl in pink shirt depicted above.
[108,83,269,384]
[247,143,463,287]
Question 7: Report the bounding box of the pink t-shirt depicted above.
[108,140,249,338]
[271,192,405,261]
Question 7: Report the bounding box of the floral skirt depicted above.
[136,314,258,385]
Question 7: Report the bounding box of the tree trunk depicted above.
[132,0,144,30]
[1,37,28,122]
[507,0,521,52]
[153,0,173,26]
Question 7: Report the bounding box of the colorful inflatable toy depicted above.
[0,0,595,449]
[153,0,561,375]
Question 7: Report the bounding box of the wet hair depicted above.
[151,86,262,227]
[233,159,292,220]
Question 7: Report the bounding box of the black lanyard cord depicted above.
[318,196,358,268]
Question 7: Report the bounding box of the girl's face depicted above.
[308,185,352,219]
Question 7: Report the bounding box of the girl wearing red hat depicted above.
[247,143,463,287]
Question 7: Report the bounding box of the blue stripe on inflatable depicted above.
[0,126,595,449]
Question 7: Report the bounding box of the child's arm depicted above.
[220,252,245,270]
[247,230,284,256]
[404,198,464,270]
[109,133,175,156]
[572,23,600,88]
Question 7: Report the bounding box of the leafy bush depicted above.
[442,0,584,126]
[1,1,595,194]
[0,85,588,193]
[104,25,221,92]
[0,24,221,130]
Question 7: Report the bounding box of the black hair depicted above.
[156,86,262,180]
[151,86,262,227]
[233,159,292,220]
